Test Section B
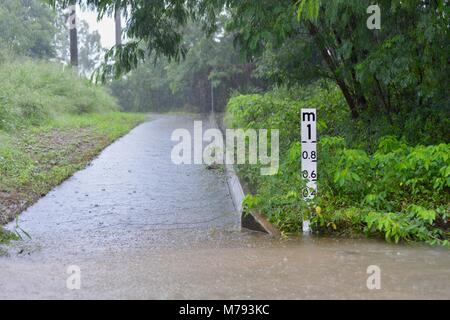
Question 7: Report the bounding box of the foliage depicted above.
[110,57,177,112]
[227,83,450,246]
[229,0,449,120]
[46,0,450,246]
[0,227,19,244]
[54,15,105,77]
[110,20,263,113]
[0,56,118,131]
[0,0,57,58]
[50,1,449,132]
[0,0,106,76]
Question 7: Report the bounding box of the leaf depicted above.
[296,0,321,21]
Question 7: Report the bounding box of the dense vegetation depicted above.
[110,21,263,113]
[222,0,449,245]
[48,0,449,245]
[1,0,104,75]
[0,0,56,58]
[227,83,449,245]
[51,0,449,121]
[0,56,118,131]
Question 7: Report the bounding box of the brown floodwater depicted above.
[0,115,448,299]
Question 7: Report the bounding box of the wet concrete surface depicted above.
[0,114,449,299]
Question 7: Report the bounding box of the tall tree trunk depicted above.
[69,1,78,69]
[115,8,122,46]
[307,21,360,119]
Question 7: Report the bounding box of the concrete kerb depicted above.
[207,112,281,238]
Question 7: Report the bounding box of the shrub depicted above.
[228,82,450,246]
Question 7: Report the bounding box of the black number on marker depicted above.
[302,151,317,160]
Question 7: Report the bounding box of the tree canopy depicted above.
[110,19,262,113]
[48,0,448,123]
[0,0,57,58]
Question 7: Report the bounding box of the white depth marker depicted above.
[301,109,317,233]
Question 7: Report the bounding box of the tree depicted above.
[281,1,447,119]
[54,7,104,77]
[47,0,222,79]
[54,5,70,62]
[110,19,263,113]
[68,0,78,68]
[0,0,57,58]
[219,0,449,122]
[78,21,104,76]
[49,0,449,126]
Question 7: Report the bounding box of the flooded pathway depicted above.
[0,115,449,299]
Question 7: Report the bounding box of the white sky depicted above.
[78,6,116,50]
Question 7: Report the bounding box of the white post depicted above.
[301,108,317,233]
[211,81,214,113]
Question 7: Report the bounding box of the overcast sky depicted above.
[78,6,116,50]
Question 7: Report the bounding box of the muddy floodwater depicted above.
[0,115,449,299]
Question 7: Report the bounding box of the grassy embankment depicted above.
[0,58,145,241]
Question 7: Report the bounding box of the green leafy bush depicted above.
[315,138,450,245]
[228,82,450,245]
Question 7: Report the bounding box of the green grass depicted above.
[0,226,19,244]
[0,57,119,131]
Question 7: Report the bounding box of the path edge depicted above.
[208,113,281,238]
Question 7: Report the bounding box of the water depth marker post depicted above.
[301,108,317,233]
